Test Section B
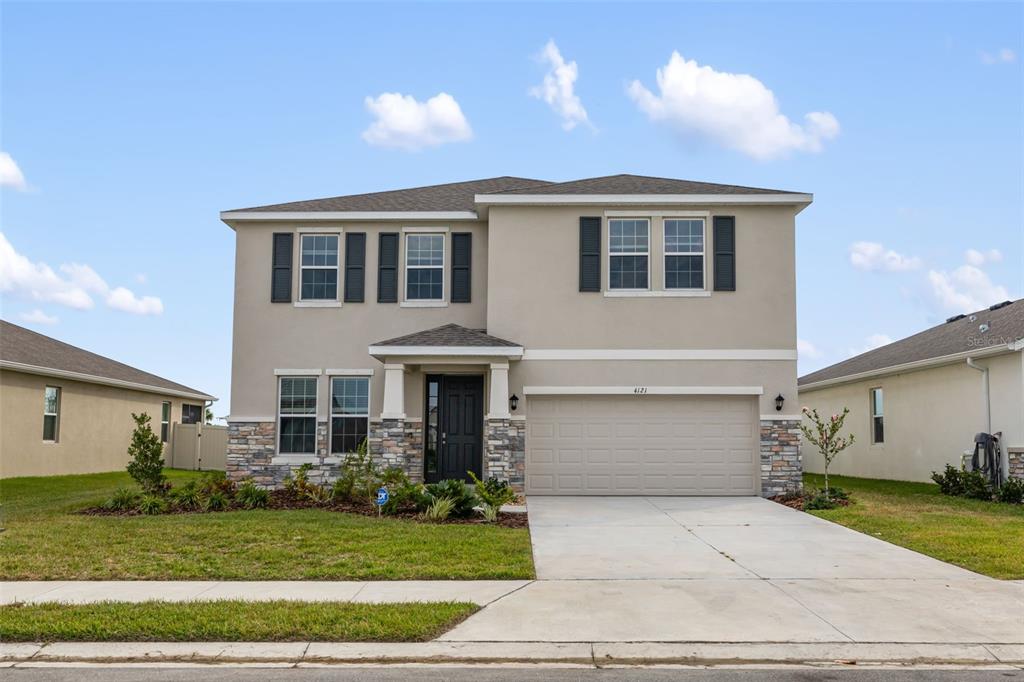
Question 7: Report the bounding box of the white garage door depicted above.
[525,395,759,496]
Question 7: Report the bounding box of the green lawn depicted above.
[0,600,477,642]
[0,471,534,580]
[805,473,1024,579]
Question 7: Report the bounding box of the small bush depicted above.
[283,463,330,503]
[126,413,167,496]
[236,480,269,509]
[138,494,167,515]
[932,465,991,500]
[102,487,139,512]
[203,490,229,512]
[169,481,202,510]
[803,489,841,510]
[468,472,516,522]
[423,496,456,522]
[334,439,378,503]
[997,478,1024,504]
[199,471,235,497]
[422,479,477,518]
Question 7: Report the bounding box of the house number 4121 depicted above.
[633,387,648,394]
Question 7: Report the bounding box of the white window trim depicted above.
[403,232,446,303]
[298,232,341,303]
[43,385,60,443]
[605,210,710,218]
[277,375,319,456]
[663,217,707,291]
[607,217,651,292]
[328,375,372,456]
[604,290,711,298]
[402,225,451,233]
[870,387,885,445]
[325,368,374,376]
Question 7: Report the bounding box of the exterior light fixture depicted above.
[509,394,519,411]
[774,393,785,412]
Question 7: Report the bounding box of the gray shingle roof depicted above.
[487,173,800,196]
[798,299,1023,387]
[229,177,551,213]
[0,320,214,399]
[372,324,521,348]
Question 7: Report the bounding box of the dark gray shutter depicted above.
[713,216,736,292]
[451,232,472,303]
[271,232,293,302]
[344,233,366,302]
[377,232,399,303]
[579,217,601,292]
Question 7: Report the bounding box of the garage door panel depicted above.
[526,395,759,496]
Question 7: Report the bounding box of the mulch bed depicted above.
[770,492,852,511]
[79,490,529,529]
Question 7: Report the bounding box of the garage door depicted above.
[525,395,759,496]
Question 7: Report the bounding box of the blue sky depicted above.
[2,2,1021,418]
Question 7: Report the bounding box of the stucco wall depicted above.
[798,352,1023,482]
[0,369,201,478]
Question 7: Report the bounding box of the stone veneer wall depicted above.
[366,418,424,482]
[760,418,802,498]
[484,418,526,492]
[1009,449,1024,481]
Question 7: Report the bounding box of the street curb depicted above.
[3,641,1023,668]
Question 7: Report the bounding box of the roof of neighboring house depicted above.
[486,173,799,196]
[798,299,1024,388]
[228,177,552,213]
[0,320,215,400]
[372,323,521,348]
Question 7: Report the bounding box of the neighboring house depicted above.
[798,300,1024,483]
[221,174,811,497]
[0,321,216,478]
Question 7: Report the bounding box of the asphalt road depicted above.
[1,667,1021,681]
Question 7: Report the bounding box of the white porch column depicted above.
[381,363,406,419]
[487,362,511,419]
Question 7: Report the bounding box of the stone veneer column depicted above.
[484,418,526,492]
[759,418,802,497]
[367,418,424,482]
[1009,449,1024,481]
[226,421,287,487]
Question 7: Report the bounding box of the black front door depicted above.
[433,375,483,482]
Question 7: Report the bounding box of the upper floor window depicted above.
[608,219,649,290]
[330,376,370,454]
[300,234,339,300]
[664,219,705,290]
[870,387,884,444]
[279,377,317,454]
[161,401,171,442]
[405,233,444,300]
[43,385,61,442]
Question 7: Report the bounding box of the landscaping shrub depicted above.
[468,472,516,522]
[203,490,229,512]
[283,463,330,503]
[199,471,235,497]
[101,487,138,512]
[423,496,456,522]
[126,413,166,496]
[169,480,202,510]
[236,480,269,509]
[422,479,477,518]
[931,465,991,500]
[138,494,167,515]
[997,478,1024,504]
[333,439,380,503]
[803,488,843,510]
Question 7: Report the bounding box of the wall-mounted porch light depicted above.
[509,394,519,412]
[774,393,785,412]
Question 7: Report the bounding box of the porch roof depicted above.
[368,323,523,359]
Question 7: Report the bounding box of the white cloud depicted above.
[530,40,592,131]
[964,248,1002,266]
[928,264,1009,314]
[19,309,58,325]
[980,48,1017,65]
[627,52,840,160]
[0,232,163,315]
[848,333,894,357]
[0,152,28,191]
[361,92,473,151]
[849,241,922,272]
[797,338,822,360]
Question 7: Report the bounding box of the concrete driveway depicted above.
[441,496,1024,643]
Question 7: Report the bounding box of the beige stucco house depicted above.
[798,299,1024,483]
[221,174,811,496]
[0,321,216,478]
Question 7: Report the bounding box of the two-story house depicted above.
[221,174,810,497]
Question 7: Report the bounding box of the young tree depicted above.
[800,406,855,497]
[126,412,167,495]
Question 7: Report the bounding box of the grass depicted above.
[0,600,478,642]
[0,470,534,580]
[805,473,1024,579]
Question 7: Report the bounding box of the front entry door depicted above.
[438,375,484,482]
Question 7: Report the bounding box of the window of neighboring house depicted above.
[608,219,649,290]
[43,386,61,442]
[279,377,318,454]
[405,233,444,300]
[664,218,705,289]
[161,402,171,443]
[330,376,370,455]
[870,387,884,444]
[300,234,339,300]
[181,404,202,425]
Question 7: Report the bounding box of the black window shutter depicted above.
[271,232,293,302]
[344,232,366,302]
[451,232,472,303]
[713,216,736,292]
[579,217,601,292]
[377,232,399,303]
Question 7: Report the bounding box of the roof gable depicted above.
[372,323,520,348]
